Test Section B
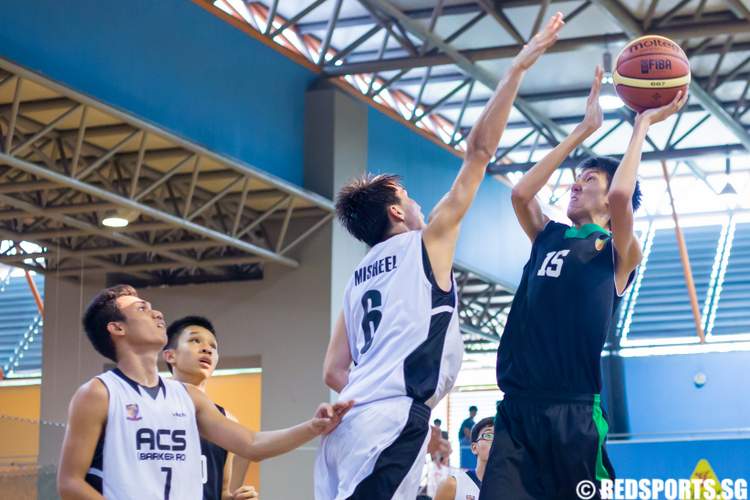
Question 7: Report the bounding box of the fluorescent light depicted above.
[102,216,129,228]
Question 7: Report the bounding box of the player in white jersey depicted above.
[434,417,494,500]
[57,284,352,500]
[315,14,565,500]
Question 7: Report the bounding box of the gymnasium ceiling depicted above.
[201,0,750,353]
[209,0,750,221]
[0,58,334,286]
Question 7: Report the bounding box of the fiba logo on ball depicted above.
[640,59,673,74]
[613,35,691,112]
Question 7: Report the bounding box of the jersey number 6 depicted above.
[537,250,570,278]
[360,290,382,355]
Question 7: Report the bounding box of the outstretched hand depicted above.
[512,12,565,71]
[577,65,604,135]
[309,400,354,436]
[636,90,689,126]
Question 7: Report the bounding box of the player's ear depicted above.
[388,203,405,223]
[106,321,126,339]
[470,441,479,455]
[162,348,176,366]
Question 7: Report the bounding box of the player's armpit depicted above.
[433,476,457,500]
[608,189,642,295]
[614,236,642,295]
[57,379,108,500]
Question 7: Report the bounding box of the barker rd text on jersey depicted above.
[354,255,397,286]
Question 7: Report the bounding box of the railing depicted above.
[4,315,43,377]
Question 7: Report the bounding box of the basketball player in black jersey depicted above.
[479,69,688,499]
[58,285,352,499]
[163,316,257,500]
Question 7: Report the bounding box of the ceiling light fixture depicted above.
[102,208,139,228]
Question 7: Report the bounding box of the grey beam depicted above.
[325,20,750,75]
[359,0,592,153]
[490,143,747,173]
[0,152,299,267]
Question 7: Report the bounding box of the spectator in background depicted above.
[434,418,442,429]
[434,417,494,500]
[459,406,478,468]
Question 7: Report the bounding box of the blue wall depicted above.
[367,108,530,288]
[0,0,314,185]
[621,351,750,435]
[609,438,750,480]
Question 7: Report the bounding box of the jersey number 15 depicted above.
[537,250,570,278]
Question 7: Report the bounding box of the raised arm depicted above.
[322,311,351,393]
[423,13,565,290]
[609,90,687,292]
[511,66,604,241]
[57,379,108,500]
[189,385,353,462]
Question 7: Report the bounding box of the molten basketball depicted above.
[613,35,690,113]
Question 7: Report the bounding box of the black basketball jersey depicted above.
[497,221,633,395]
[202,404,228,500]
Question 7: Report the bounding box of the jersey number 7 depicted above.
[537,250,570,278]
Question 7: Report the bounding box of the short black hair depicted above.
[577,156,642,212]
[471,416,495,443]
[469,405,478,413]
[335,173,402,247]
[433,418,442,426]
[82,284,139,362]
[164,316,217,373]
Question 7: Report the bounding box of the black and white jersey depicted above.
[85,369,202,500]
[339,230,463,408]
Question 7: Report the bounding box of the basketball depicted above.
[613,35,691,112]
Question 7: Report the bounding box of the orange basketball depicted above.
[613,35,691,113]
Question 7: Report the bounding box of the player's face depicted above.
[114,295,167,350]
[171,326,219,379]
[394,185,425,230]
[566,168,610,224]
[471,426,494,462]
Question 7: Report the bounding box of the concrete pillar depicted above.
[304,83,369,322]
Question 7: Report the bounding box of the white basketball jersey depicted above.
[86,369,202,500]
[339,230,463,408]
[453,470,481,500]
